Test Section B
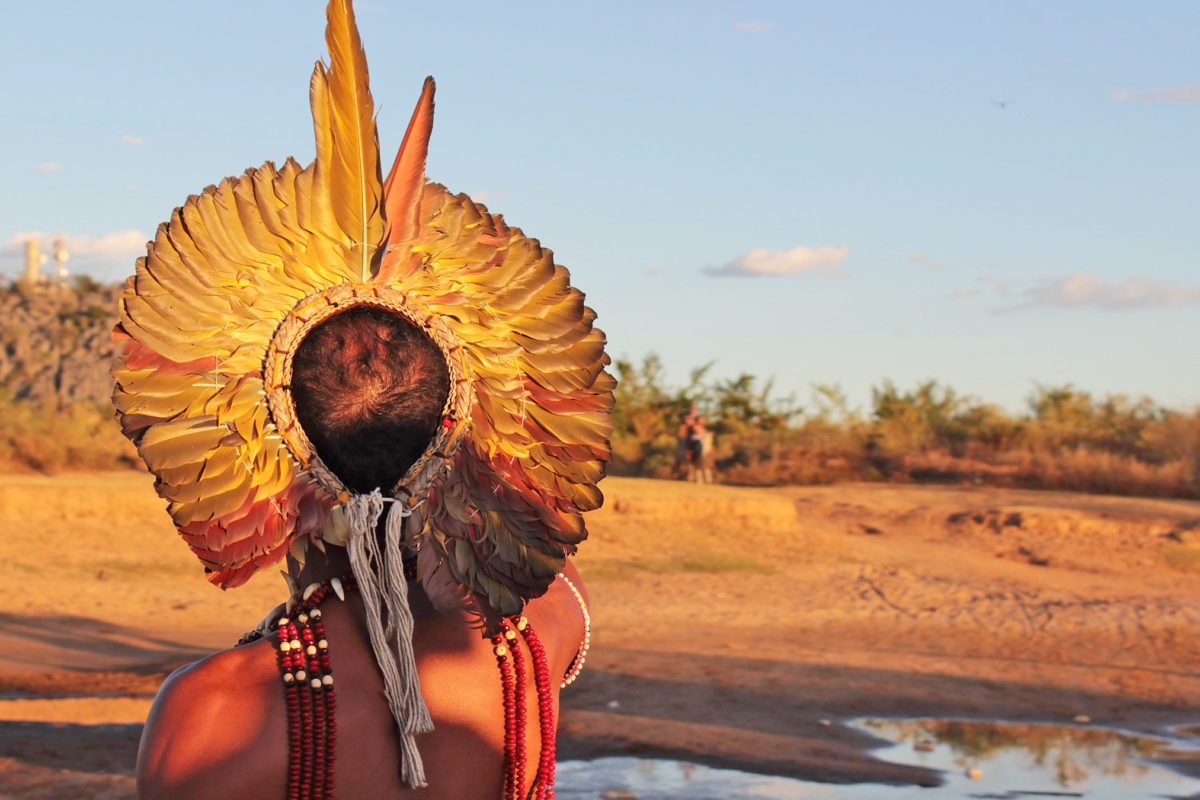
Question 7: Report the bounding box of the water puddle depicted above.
[857,718,1200,798]
[556,718,1200,799]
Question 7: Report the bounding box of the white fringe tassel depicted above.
[345,489,433,788]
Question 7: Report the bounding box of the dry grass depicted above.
[0,399,137,474]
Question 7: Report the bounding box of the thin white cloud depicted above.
[950,274,1010,300]
[2,230,148,264]
[705,245,848,278]
[910,253,948,271]
[1112,84,1200,103]
[1,232,44,257]
[734,21,775,33]
[35,161,63,173]
[72,230,149,260]
[978,274,1008,293]
[120,135,144,146]
[1022,272,1200,310]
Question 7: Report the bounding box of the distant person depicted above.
[675,405,715,483]
[112,2,611,798]
[691,418,716,484]
[676,404,702,479]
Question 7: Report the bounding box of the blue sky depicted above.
[3,1,1197,413]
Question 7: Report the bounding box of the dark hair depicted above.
[290,306,450,494]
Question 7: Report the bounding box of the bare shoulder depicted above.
[138,638,286,800]
[523,562,590,679]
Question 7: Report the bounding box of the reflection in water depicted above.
[555,720,1200,799]
[860,718,1167,788]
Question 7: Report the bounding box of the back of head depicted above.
[290,307,450,494]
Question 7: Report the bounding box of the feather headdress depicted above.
[111,0,612,784]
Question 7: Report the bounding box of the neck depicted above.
[286,538,433,622]
[291,544,354,589]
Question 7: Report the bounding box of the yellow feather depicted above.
[170,477,255,526]
[313,0,383,279]
[137,417,229,471]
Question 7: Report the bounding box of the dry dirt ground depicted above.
[1,472,1198,798]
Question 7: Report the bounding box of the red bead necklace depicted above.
[280,579,347,800]
[241,577,353,800]
[492,614,558,800]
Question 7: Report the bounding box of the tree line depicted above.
[612,354,1200,499]
[0,322,1196,500]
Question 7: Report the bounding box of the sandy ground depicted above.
[1,472,1198,798]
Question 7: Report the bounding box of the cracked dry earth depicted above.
[0,472,1198,796]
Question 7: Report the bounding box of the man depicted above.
[690,417,715,484]
[676,404,702,479]
[113,3,611,797]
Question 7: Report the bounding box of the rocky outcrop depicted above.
[0,281,122,409]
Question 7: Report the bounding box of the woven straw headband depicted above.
[264,283,476,514]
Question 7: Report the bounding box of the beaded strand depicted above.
[507,623,529,795]
[241,577,352,800]
[557,572,591,688]
[491,627,518,800]
[517,617,557,800]
[493,615,558,800]
[312,609,337,799]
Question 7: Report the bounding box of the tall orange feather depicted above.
[379,76,436,280]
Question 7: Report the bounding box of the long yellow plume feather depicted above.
[311,0,383,280]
